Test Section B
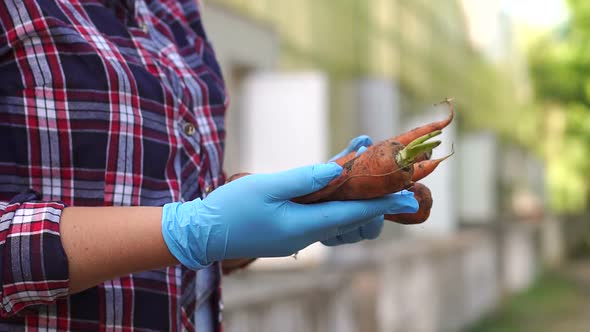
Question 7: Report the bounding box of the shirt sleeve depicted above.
[0,190,69,317]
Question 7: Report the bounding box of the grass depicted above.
[466,273,590,332]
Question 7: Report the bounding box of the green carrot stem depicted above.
[405,130,442,149]
[397,141,441,168]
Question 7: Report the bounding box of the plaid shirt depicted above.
[0,0,228,330]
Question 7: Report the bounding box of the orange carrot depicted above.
[293,131,441,204]
[330,99,453,166]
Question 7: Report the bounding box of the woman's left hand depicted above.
[322,135,385,246]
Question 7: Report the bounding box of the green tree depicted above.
[529,0,590,211]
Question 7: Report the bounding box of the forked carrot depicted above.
[293,131,441,203]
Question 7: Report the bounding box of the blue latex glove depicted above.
[329,135,373,161]
[161,162,418,269]
[322,135,386,246]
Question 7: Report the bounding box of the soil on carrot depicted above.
[466,269,590,332]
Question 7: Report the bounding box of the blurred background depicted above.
[200,0,590,331]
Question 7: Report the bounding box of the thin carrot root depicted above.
[411,145,455,182]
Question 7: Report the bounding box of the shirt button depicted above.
[183,123,196,136]
[140,23,148,33]
[205,185,213,194]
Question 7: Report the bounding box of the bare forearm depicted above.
[60,206,178,294]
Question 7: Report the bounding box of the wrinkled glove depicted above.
[322,135,387,246]
[161,162,418,269]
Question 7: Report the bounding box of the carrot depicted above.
[385,182,432,224]
[293,131,441,204]
[411,148,454,182]
[393,98,454,146]
[329,98,453,166]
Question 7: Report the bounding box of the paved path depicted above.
[517,261,590,332]
[468,260,590,332]
[555,261,590,332]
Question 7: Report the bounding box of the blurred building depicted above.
[197,1,560,332]
[201,0,513,167]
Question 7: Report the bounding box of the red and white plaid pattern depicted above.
[0,0,227,330]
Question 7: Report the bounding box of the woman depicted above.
[0,0,417,330]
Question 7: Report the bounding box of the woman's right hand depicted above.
[161,162,418,270]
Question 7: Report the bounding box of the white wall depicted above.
[200,3,279,175]
[459,132,498,223]
[200,3,278,68]
[356,79,401,142]
[237,72,330,270]
[239,72,329,173]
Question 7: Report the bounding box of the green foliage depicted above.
[530,42,583,105]
[529,0,590,211]
[530,0,590,105]
[466,273,588,332]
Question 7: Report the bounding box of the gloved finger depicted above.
[338,215,383,242]
[359,215,384,239]
[329,135,373,161]
[261,162,343,200]
[321,226,364,246]
[321,215,383,246]
[291,192,417,235]
[355,146,368,156]
[384,190,418,214]
[321,237,345,246]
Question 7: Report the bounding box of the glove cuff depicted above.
[162,200,215,270]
